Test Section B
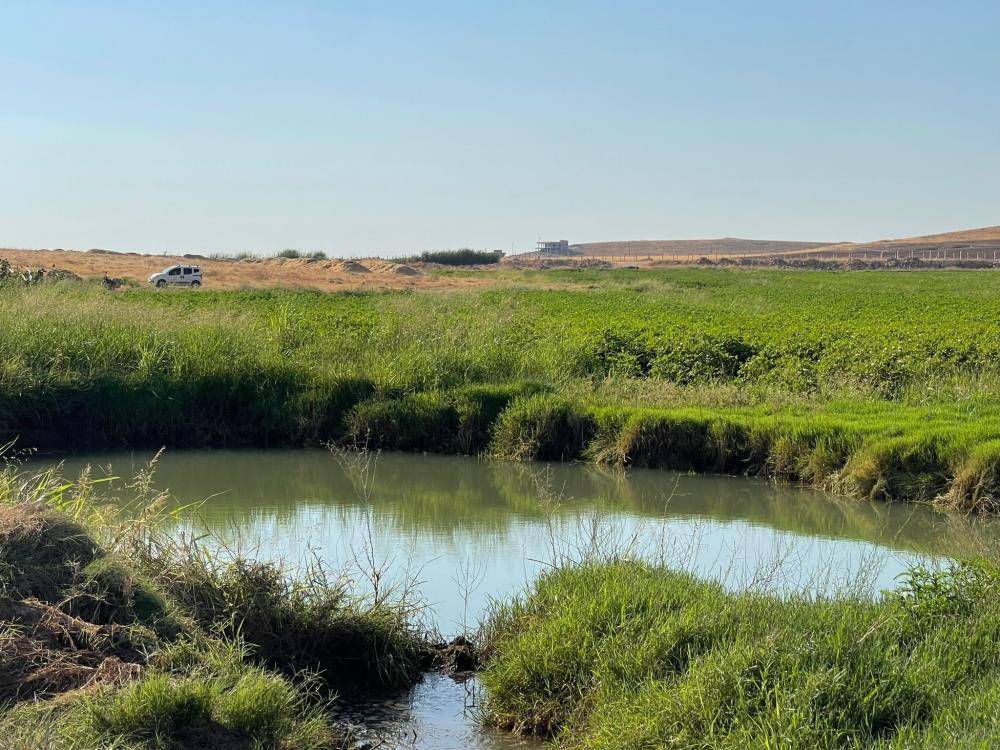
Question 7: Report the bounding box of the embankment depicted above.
[338,387,1000,512]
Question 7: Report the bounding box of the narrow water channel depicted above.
[38,449,1000,749]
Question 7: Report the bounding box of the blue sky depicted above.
[2,1,998,255]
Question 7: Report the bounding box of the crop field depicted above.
[4,268,1000,509]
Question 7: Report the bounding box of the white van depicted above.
[149,265,202,288]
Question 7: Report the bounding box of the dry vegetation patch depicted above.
[0,597,144,704]
[0,248,473,291]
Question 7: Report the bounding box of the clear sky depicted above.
[2,1,998,256]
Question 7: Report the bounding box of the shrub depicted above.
[413,248,503,265]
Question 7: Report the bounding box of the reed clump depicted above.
[139,542,428,694]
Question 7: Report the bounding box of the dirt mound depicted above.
[430,635,478,676]
[0,506,162,705]
[337,260,370,273]
[390,264,421,276]
[0,505,102,600]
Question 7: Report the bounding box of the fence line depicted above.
[571,248,1000,264]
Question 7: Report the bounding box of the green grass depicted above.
[143,543,428,693]
[5,269,1000,507]
[4,642,341,749]
[80,664,333,749]
[479,559,1000,749]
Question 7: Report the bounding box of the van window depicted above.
[193,267,200,274]
[183,267,192,275]
[168,268,180,276]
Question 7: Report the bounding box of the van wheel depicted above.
[191,280,201,288]
[155,279,166,288]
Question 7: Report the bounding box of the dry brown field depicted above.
[0,248,494,291]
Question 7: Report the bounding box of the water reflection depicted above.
[44,449,1000,630]
[39,448,1000,750]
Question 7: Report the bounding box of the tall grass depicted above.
[488,394,1000,510]
[479,559,1000,748]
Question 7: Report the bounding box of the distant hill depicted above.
[553,227,1000,261]
[569,238,833,258]
[791,226,1000,260]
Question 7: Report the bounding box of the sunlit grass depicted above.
[479,559,1000,749]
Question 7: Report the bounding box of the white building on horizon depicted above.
[536,240,570,255]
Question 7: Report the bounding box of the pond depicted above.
[38,449,1000,749]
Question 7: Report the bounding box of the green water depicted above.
[39,448,1000,749]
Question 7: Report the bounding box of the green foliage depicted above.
[345,383,543,455]
[411,248,502,265]
[86,673,216,737]
[5,271,1000,507]
[74,557,185,638]
[0,258,53,285]
[78,662,337,749]
[491,395,597,462]
[276,249,328,260]
[480,560,1000,749]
